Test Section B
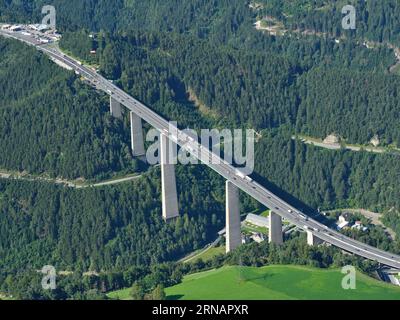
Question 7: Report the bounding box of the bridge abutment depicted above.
[269,211,283,244]
[130,112,145,158]
[225,181,242,253]
[160,134,179,221]
[110,96,122,119]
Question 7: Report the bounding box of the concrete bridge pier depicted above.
[160,133,179,221]
[269,211,283,244]
[130,112,145,158]
[110,96,122,119]
[307,231,323,246]
[225,181,242,253]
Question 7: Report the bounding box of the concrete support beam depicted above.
[160,134,179,221]
[269,211,283,245]
[130,112,145,157]
[307,231,323,246]
[110,96,122,119]
[226,181,242,253]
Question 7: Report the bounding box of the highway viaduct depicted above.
[1,29,400,269]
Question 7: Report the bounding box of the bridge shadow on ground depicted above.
[250,171,332,225]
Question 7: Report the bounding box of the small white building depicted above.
[337,221,349,230]
[337,215,350,230]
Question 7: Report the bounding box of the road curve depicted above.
[2,29,400,269]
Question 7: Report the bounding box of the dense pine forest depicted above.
[58,29,400,218]
[0,165,227,272]
[260,0,400,47]
[0,38,139,180]
[0,165,229,298]
[1,0,400,299]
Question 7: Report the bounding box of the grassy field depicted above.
[107,246,226,300]
[107,287,132,300]
[243,222,268,235]
[164,265,400,300]
[181,245,226,264]
[193,246,226,262]
[260,210,270,217]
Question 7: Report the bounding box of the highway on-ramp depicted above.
[2,29,400,269]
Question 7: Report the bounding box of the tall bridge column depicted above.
[226,181,242,253]
[130,112,145,158]
[269,212,283,245]
[110,96,122,119]
[307,231,323,246]
[160,134,179,221]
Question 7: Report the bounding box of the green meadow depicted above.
[164,265,400,300]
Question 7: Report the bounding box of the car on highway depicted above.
[299,213,309,221]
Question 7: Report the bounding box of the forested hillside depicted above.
[0,165,226,284]
[58,30,400,216]
[3,0,400,45]
[1,0,400,300]
[0,38,137,179]
[259,0,400,46]
[58,1,400,234]
[255,129,400,215]
[61,30,396,135]
[3,0,400,144]
[296,67,400,145]
[0,0,253,39]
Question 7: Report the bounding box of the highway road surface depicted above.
[2,29,400,269]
